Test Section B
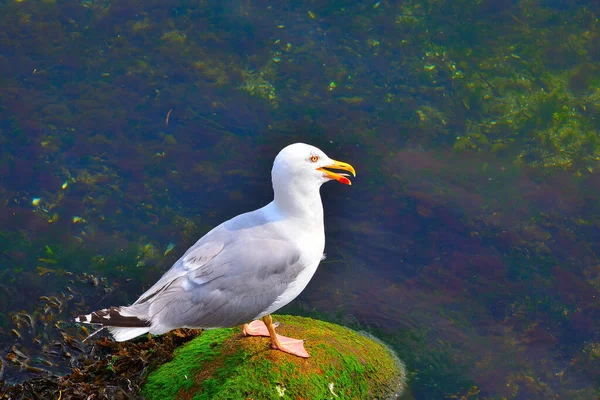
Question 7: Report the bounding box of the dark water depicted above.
[1,0,600,398]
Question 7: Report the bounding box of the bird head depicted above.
[272,143,356,188]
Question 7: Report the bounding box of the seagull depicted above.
[75,143,355,358]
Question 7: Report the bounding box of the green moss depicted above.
[142,315,406,400]
[142,328,236,399]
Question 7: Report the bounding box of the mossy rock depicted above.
[141,315,407,400]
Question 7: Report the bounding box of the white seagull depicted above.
[75,143,356,358]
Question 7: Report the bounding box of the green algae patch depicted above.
[141,328,236,399]
[142,315,406,400]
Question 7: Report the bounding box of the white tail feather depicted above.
[108,326,151,342]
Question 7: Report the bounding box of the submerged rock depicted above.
[142,315,407,399]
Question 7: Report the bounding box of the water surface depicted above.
[1,1,599,398]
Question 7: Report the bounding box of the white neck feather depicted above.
[271,176,324,221]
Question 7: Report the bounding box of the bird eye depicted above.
[310,155,319,162]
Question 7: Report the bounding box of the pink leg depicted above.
[242,317,310,357]
[242,319,279,337]
[262,314,310,358]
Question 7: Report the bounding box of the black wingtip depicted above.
[76,307,150,328]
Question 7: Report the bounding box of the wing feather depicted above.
[146,238,303,331]
[134,241,224,305]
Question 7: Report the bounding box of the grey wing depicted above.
[144,238,303,331]
[133,240,225,306]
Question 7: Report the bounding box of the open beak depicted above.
[318,159,356,185]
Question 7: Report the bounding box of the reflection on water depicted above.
[1,0,600,398]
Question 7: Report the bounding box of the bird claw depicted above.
[272,334,310,358]
[242,319,279,337]
[242,319,309,357]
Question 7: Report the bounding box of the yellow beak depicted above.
[318,159,356,185]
